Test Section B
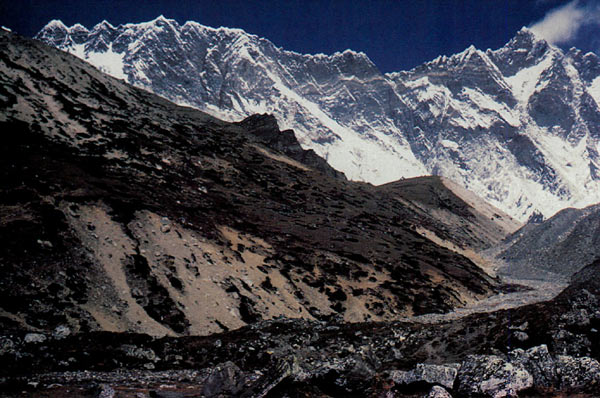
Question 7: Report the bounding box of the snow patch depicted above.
[86,46,126,80]
[44,20,67,30]
[260,66,427,183]
[462,87,520,127]
[440,139,459,150]
[505,54,553,103]
[588,75,600,107]
[68,43,126,80]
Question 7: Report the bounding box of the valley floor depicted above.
[400,277,567,325]
[2,267,597,398]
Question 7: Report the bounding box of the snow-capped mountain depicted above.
[35,17,600,221]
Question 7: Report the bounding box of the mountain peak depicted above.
[338,48,368,58]
[33,19,600,222]
[487,24,554,77]
[150,15,176,25]
[35,19,70,45]
[517,26,535,37]
[180,20,249,38]
[70,23,88,31]
[519,26,554,46]
[93,20,115,30]
[507,26,549,50]
[449,44,484,65]
[42,19,68,31]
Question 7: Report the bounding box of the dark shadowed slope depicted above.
[382,176,522,251]
[491,202,600,280]
[0,31,507,338]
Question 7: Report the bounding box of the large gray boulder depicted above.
[459,345,600,397]
[456,354,533,398]
[390,363,460,389]
[425,385,453,398]
[556,355,600,392]
[509,344,600,393]
[202,361,246,397]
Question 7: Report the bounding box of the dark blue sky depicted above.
[0,0,594,72]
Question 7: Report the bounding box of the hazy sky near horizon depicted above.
[2,0,600,72]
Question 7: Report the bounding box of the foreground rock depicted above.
[1,346,597,397]
[456,354,533,397]
[389,363,460,390]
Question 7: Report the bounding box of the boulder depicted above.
[425,385,453,398]
[508,345,557,389]
[202,361,246,397]
[556,355,600,392]
[52,325,71,340]
[120,344,158,362]
[390,363,459,389]
[512,331,528,342]
[24,333,47,344]
[457,354,532,398]
[94,384,115,398]
[508,345,600,394]
[0,337,16,355]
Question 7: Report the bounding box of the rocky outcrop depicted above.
[1,260,599,396]
[236,113,347,180]
[426,386,453,398]
[389,363,460,390]
[508,345,600,394]
[3,338,599,397]
[456,354,533,397]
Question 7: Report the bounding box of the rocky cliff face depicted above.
[236,113,347,180]
[36,18,600,221]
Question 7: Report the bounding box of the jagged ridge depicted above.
[34,19,600,221]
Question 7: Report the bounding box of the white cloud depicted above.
[530,0,600,44]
